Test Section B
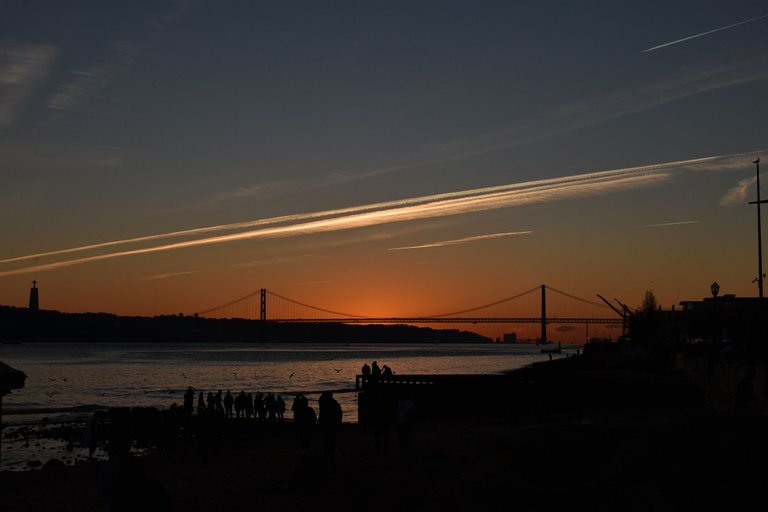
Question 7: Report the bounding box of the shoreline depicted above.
[4,344,768,511]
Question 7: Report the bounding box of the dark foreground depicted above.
[2,346,767,512]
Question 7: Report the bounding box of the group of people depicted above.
[180,386,344,455]
[361,360,394,378]
[184,387,287,421]
[292,391,343,455]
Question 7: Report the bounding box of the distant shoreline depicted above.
[0,305,493,344]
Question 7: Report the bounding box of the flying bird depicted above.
[334,369,342,373]
[289,372,295,379]
[45,392,57,398]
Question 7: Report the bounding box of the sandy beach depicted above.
[2,346,767,512]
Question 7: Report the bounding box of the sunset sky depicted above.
[1,1,767,341]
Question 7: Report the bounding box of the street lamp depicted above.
[711,281,720,342]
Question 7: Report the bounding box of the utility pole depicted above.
[749,158,765,298]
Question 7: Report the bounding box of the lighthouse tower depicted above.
[28,280,39,312]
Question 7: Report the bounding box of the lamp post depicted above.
[711,281,720,342]
[748,158,764,298]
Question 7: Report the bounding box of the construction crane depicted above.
[597,294,632,341]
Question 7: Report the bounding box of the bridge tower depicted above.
[540,284,547,344]
[260,288,266,321]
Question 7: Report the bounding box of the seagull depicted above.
[289,372,295,379]
[334,369,342,373]
[45,392,57,398]
[181,372,187,380]
[233,372,239,379]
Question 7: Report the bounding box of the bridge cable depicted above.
[196,290,262,316]
[425,285,541,318]
[266,291,366,318]
[546,286,614,310]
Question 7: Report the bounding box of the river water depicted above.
[0,341,573,470]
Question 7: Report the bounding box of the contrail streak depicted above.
[389,231,533,251]
[639,220,700,228]
[0,151,759,277]
[643,13,768,52]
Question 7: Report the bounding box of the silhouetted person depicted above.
[318,391,343,457]
[293,395,316,450]
[183,387,195,416]
[255,392,266,421]
[234,391,245,418]
[206,391,215,413]
[245,392,254,419]
[382,364,393,377]
[277,395,286,421]
[265,392,277,421]
[83,410,104,460]
[197,392,206,415]
[214,390,224,415]
[224,390,234,418]
[361,363,371,377]
[371,361,382,378]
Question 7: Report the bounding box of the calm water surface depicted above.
[0,342,573,470]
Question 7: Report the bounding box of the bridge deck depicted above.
[273,317,622,324]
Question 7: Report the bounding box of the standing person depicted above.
[183,387,195,416]
[82,410,103,460]
[318,391,343,457]
[276,395,286,421]
[361,363,371,377]
[214,390,224,415]
[371,361,382,378]
[224,390,234,418]
[254,392,266,421]
[197,392,206,415]
[265,392,277,421]
[293,395,316,450]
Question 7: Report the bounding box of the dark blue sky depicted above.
[1,1,767,332]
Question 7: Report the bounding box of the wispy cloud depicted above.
[138,270,200,281]
[0,42,58,128]
[720,176,756,206]
[0,151,756,277]
[643,13,768,52]
[389,231,532,251]
[48,1,200,111]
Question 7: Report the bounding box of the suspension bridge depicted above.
[195,285,625,343]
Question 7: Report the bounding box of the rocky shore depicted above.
[2,343,766,512]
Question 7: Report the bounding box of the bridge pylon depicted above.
[260,288,266,321]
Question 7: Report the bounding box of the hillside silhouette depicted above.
[0,305,491,344]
